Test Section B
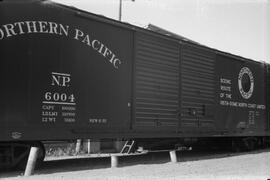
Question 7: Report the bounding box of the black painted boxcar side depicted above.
[0,0,270,168]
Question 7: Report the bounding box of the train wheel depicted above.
[259,137,267,148]
[244,138,256,151]
[231,139,241,152]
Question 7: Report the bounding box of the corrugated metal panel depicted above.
[181,44,215,128]
[134,32,179,128]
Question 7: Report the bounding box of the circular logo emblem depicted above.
[238,67,254,99]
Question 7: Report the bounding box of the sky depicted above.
[53,0,270,63]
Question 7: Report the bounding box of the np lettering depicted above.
[51,72,71,87]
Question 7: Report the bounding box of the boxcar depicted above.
[0,0,270,168]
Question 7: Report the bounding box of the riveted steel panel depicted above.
[133,32,179,130]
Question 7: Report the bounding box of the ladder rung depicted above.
[121,140,135,154]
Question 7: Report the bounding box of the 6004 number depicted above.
[45,92,75,103]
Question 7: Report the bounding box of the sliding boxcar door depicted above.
[133,31,180,132]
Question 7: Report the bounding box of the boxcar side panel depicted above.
[266,64,270,132]
[216,54,266,135]
[1,0,269,141]
[0,1,133,141]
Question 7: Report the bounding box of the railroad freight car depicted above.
[0,0,270,169]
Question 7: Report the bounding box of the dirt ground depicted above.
[1,149,270,180]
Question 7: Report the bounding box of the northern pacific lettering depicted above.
[0,21,122,69]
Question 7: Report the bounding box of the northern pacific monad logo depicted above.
[238,67,254,99]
